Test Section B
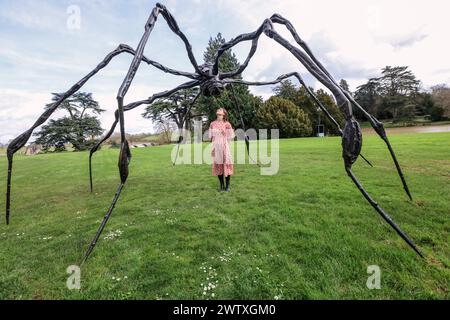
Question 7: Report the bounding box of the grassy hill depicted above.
[0,132,448,299]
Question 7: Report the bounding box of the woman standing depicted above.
[209,108,235,192]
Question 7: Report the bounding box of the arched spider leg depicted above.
[158,4,204,76]
[224,73,373,167]
[82,79,202,264]
[4,42,197,225]
[82,2,204,263]
[270,14,411,200]
[264,22,422,257]
[108,2,203,188]
[216,26,267,79]
[216,19,422,256]
[227,83,260,166]
[88,55,200,192]
[89,81,202,192]
[89,80,202,192]
[211,19,369,166]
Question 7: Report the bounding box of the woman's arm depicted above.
[208,122,213,141]
[225,122,235,140]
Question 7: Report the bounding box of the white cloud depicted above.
[1,0,450,143]
[0,0,65,30]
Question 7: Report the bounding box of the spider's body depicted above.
[4,3,423,263]
[200,77,227,97]
[192,63,226,97]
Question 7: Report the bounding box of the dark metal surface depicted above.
[5,3,422,262]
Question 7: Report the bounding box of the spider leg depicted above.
[140,54,199,80]
[262,24,420,255]
[263,22,421,255]
[348,104,411,199]
[83,3,205,262]
[224,73,373,167]
[342,119,423,257]
[89,110,119,193]
[270,14,410,199]
[5,31,200,223]
[213,22,268,78]
[211,19,373,165]
[216,19,419,255]
[89,80,201,191]
[5,43,163,225]
[157,3,204,75]
[346,167,422,256]
[217,30,266,79]
[81,80,202,264]
[228,83,260,166]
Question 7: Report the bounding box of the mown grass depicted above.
[0,132,448,299]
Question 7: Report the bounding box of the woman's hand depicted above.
[224,123,235,140]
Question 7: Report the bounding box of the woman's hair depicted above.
[216,108,229,121]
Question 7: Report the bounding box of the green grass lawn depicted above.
[0,132,449,299]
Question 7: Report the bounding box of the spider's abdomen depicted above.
[342,118,362,167]
[201,79,226,97]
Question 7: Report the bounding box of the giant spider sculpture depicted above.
[5,3,423,263]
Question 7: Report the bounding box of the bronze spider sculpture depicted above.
[4,3,423,263]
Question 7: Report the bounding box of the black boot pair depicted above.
[218,175,231,192]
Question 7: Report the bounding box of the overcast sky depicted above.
[1,0,449,143]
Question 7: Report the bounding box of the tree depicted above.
[339,79,350,93]
[354,66,421,122]
[35,116,103,152]
[378,66,420,97]
[417,92,444,121]
[256,97,312,138]
[143,87,201,133]
[377,66,420,122]
[273,80,344,135]
[203,33,240,74]
[34,92,105,151]
[431,84,450,119]
[314,88,345,134]
[155,121,177,145]
[198,33,257,131]
[354,78,381,120]
[273,79,299,101]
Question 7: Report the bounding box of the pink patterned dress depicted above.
[209,120,235,177]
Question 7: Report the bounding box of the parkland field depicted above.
[0,132,448,299]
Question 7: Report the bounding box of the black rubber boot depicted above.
[218,174,225,192]
[225,175,230,192]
